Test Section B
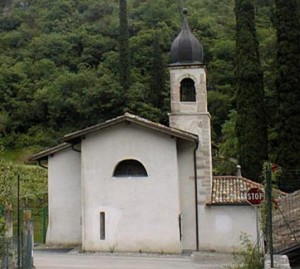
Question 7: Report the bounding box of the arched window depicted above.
[113,159,148,177]
[180,78,196,102]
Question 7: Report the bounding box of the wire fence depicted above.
[265,168,300,266]
[272,189,300,264]
[0,233,33,269]
[0,237,17,269]
[33,207,47,244]
[12,208,47,245]
[0,207,46,269]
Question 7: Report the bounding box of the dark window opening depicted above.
[113,159,148,177]
[178,214,182,241]
[100,211,105,240]
[180,78,196,102]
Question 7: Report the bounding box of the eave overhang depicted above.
[30,142,71,162]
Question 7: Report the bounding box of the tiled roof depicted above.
[273,190,300,255]
[210,176,263,205]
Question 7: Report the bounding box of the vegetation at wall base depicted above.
[224,233,264,269]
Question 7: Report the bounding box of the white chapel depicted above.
[32,12,260,253]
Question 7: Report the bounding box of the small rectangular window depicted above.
[178,214,182,241]
[100,211,105,240]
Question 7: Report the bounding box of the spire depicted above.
[170,9,203,65]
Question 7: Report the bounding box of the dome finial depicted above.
[182,8,188,16]
[170,8,203,65]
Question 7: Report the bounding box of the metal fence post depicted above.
[17,175,21,269]
[42,207,47,244]
[5,238,8,269]
[266,162,274,267]
[23,209,33,269]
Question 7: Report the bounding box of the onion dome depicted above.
[170,9,203,65]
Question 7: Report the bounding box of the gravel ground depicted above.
[33,247,235,269]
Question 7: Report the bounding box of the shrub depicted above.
[225,233,263,269]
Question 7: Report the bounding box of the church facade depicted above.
[32,13,259,253]
[37,114,198,252]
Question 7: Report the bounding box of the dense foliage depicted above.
[119,0,130,94]
[0,145,47,234]
[0,0,298,188]
[274,0,300,192]
[234,0,268,180]
[0,0,237,151]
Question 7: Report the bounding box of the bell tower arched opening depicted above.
[180,78,196,102]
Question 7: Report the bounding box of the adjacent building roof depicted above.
[210,176,263,205]
[63,112,198,144]
[170,9,203,65]
[273,190,300,259]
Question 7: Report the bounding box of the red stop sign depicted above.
[246,188,264,206]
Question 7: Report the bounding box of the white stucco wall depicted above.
[80,124,183,253]
[177,142,197,251]
[47,147,81,245]
[198,205,258,252]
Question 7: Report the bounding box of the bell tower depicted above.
[169,9,212,204]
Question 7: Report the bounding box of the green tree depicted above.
[0,145,47,220]
[214,110,238,175]
[234,0,268,181]
[127,82,161,122]
[208,89,233,142]
[149,31,165,109]
[0,0,277,157]
[274,0,300,192]
[119,0,130,96]
[80,65,124,124]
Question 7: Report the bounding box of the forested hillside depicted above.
[0,0,299,184]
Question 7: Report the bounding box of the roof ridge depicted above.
[63,113,198,144]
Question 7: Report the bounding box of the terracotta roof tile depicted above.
[210,176,263,205]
